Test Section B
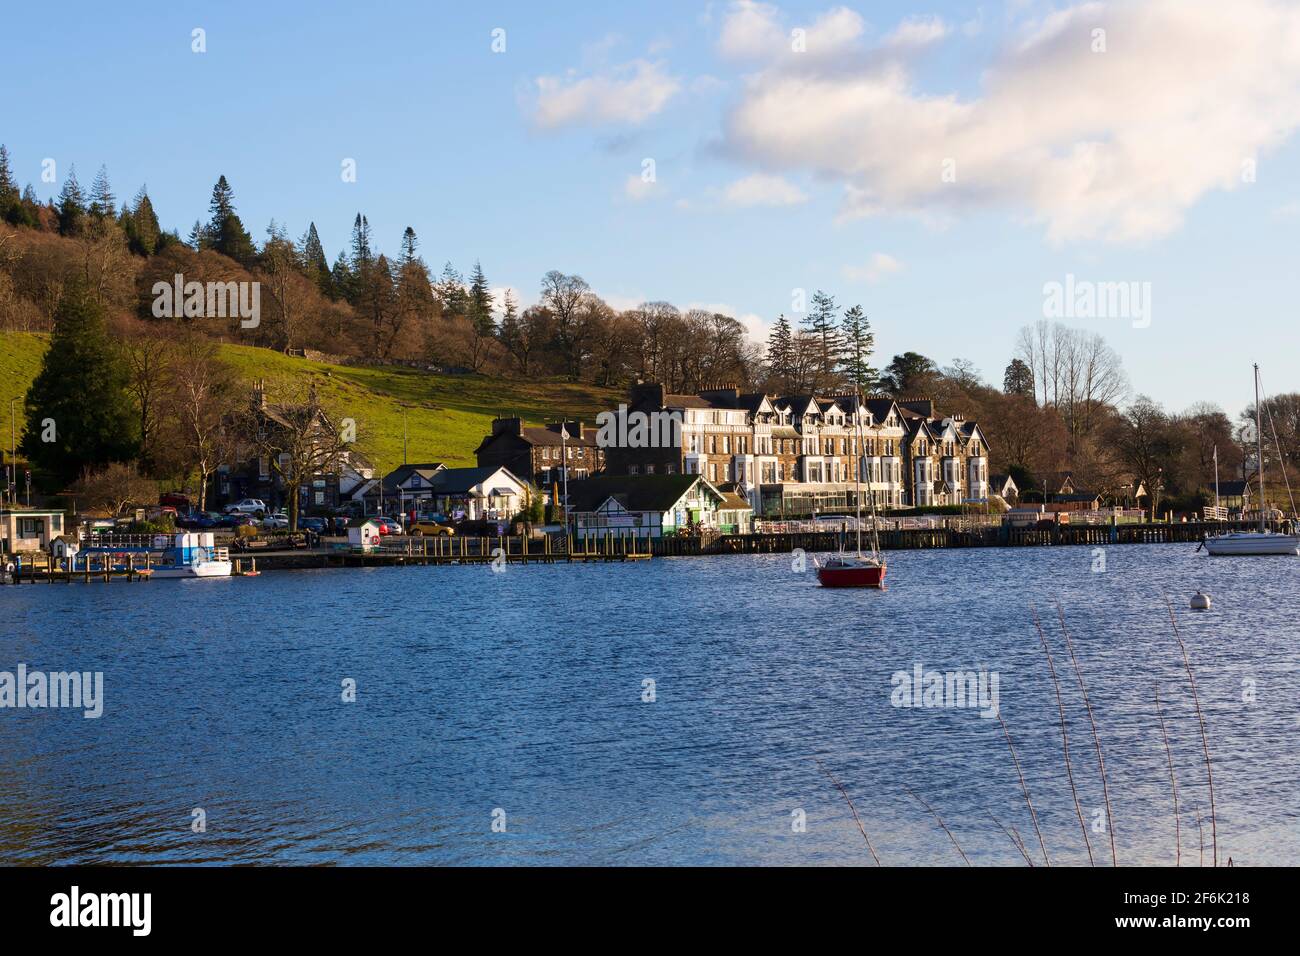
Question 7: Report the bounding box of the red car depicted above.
[374,517,403,535]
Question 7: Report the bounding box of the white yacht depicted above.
[1203,366,1299,557]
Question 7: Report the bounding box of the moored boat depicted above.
[1202,530,1299,556]
[149,532,233,578]
[816,387,888,588]
[1202,364,1298,558]
[816,553,886,587]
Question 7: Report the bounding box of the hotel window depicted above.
[576,448,584,458]
[666,463,675,474]
[646,464,655,475]
[630,465,640,475]
[541,447,550,460]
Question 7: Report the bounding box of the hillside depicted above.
[0,333,620,473]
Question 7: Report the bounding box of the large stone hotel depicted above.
[594,383,990,516]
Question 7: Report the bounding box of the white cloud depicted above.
[723,172,808,206]
[532,60,681,129]
[843,252,904,283]
[883,15,949,49]
[723,0,1300,243]
[717,0,865,61]
[718,0,786,59]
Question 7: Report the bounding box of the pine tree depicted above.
[435,262,467,317]
[399,226,419,266]
[188,219,208,250]
[765,313,794,389]
[56,165,86,236]
[205,175,255,263]
[88,165,115,219]
[803,289,842,388]
[467,260,494,333]
[124,186,161,256]
[20,284,141,485]
[208,174,235,223]
[299,222,332,297]
[349,213,373,272]
[837,304,878,392]
[0,144,18,220]
[330,250,354,301]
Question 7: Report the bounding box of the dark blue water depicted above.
[2,543,1296,865]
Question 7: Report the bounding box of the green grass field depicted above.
[0,333,619,473]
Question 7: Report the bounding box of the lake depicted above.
[1,543,1296,865]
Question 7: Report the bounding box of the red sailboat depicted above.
[816,389,887,588]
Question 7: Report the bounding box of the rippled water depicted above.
[1,543,1297,866]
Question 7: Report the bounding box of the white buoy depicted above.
[1190,591,1211,611]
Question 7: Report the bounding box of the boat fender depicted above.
[1190,591,1211,611]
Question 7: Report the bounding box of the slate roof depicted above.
[565,474,719,514]
[380,463,446,492]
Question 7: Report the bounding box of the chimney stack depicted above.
[492,417,523,437]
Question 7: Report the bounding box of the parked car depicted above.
[408,518,455,536]
[177,511,216,529]
[159,491,192,512]
[374,516,402,535]
[224,498,268,516]
[227,513,258,528]
[299,517,327,534]
[261,512,290,530]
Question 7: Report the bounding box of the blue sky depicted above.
[5,0,1300,415]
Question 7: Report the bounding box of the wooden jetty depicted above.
[3,551,154,584]
[221,532,652,573]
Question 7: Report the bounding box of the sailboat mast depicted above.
[853,391,863,556]
[1213,444,1220,510]
[1256,364,1265,532]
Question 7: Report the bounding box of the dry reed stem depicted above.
[815,758,881,865]
[1193,804,1204,867]
[1055,602,1118,867]
[903,785,970,866]
[1165,596,1218,867]
[1032,603,1094,865]
[1154,682,1180,866]
[997,711,1050,866]
[987,810,1034,866]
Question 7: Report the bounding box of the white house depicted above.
[421,466,530,521]
[1,508,66,555]
[566,474,727,539]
